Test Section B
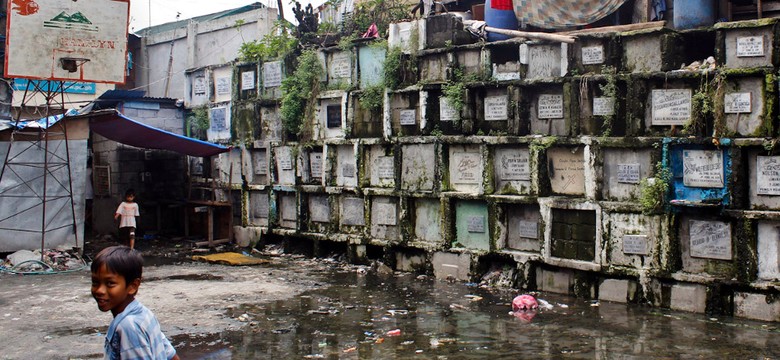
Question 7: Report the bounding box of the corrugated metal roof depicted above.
[134,2,268,36]
[97,90,177,103]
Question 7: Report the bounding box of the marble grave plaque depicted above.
[549,148,586,194]
[309,196,330,223]
[593,97,615,116]
[341,197,365,226]
[689,220,732,260]
[254,151,267,175]
[682,150,724,188]
[756,156,780,195]
[497,150,530,181]
[331,53,351,79]
[241,71,255,90]
[467,215,485,233]
[527,46,557,79]
[309,152,323,179]
[451,152,481,184]
[281,196,297,221]
[440,98,459,121]
[263,61,283,88]
[400,109,416,125]
[376,156,394,179]
[193,76,206,95]
[375,203,397,226]
[252,196,269,218]
[724,92,751,114]
[216,77,230,95]
[538,94,564,119]
[278,151,293,171]
[622,234,649,255]
[518,220,538,239]
[651,89,691,125]
[341,163,356,178]
[485,95,508,121]
[210,107,227,131]
[616,163,641,184]
[736,36,764,57]
[581,45,605,65]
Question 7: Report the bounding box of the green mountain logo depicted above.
[44,11,97,31]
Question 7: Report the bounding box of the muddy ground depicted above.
[0,237,333,360]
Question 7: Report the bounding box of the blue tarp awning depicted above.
[85,109,229,157]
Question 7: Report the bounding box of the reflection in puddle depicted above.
[173,269,780,359]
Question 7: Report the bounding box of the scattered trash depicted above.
[356,266,368,275]
[237,314,250,322]
[590,301,600,307]
[678,56,716,73]
[386,329,401,337]
[449,304,468,311]
[465,295,483,302]
[387,309,409,316]
[343,346,357,353]
[375,338,385,344]
[557,303,569,309]
[416,349,424,354]
[537,299,554,310]
[2,248,87,274]
[191,252,269,266]
[512,295,539,311]
[375,262,394,277]
[416,275,427,280]
[401,340,414,345]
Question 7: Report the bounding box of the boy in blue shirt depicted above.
[91,246,180,360]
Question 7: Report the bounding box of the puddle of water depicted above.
[171,269,780,359]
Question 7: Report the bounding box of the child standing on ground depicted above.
[115,189,139,249]
[91,246,179,360]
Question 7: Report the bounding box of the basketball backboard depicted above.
[5,0,129,84]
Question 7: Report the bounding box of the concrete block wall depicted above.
[204,17,780,320]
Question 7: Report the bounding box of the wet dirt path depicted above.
[2,255,780,359]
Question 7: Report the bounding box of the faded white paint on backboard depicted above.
[5,0,129,83]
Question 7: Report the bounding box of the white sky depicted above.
[129,0,317,33]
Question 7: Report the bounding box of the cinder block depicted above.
[670,283,707,313]
[233,227,262,247]
[432,252,471,281]
[599,279,629,303]
[734,292,780,322]
[396,252,426,272]
[536,268,573,295]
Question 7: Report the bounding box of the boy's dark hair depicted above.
[124,188,135,198]
[91,246,143,283]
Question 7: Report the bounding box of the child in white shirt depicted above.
[115,189,140,249]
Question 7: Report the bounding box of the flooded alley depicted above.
[2,246,780,359]
[176,265,780,359]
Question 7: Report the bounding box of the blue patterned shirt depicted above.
[104,299,176,360]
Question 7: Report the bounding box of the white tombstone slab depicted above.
[538,94,564,119]
[724,92,751,114]
[241,71,255,90]
[496,149,531,181]
[451,152,482,184]
[310,152,323,179]
[593,97,615,116]
[682,150,724,188]
[651,89,691,125]
[616,163,641,184]
[376,156,394,179]
[689,220,732,260]
[622,234,649,255]
[736,36,764,57]
[485,95,508,121]
[374,203,397,226]
[582,45,605,65]
[756,156,780,195]
[400,109,416,125]
[263,61,283,88]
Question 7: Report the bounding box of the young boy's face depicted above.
[91,263,140,316]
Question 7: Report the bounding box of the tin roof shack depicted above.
[0,116,89,252]
[89,93,190,238]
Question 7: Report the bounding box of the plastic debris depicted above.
[537,298,554,310]
[465,295,483,302]
[512,294,539,311]
[237,314,250,322]
[343,346,357,353]
[386,329,401,337]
